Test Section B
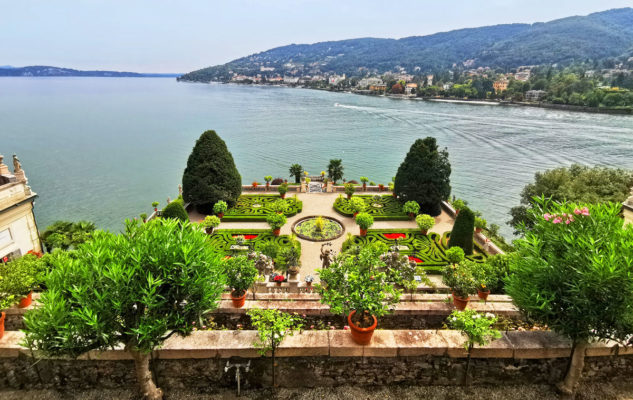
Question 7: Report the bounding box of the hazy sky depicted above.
[2,1,631,73]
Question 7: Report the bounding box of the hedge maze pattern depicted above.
[333,195,409,220]
[343,229,486,273]
[222,195,302,221]
[207,229,295,254]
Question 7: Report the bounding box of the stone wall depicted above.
[0,330,631,391]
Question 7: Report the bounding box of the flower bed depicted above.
[222,195,302,221]
[333,195,409,220]
[208,229,296,254]
[291,216,345,242]
[342,230,486,273]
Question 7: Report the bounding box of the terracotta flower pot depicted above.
[477,289,490,301]
[0,312,5,340]
[452,292,469,310]
[362,183,367,191]
[409,213,415,220]
[392,193,397,198]
[348,311,377,345]
[275,281,282,287]
[18,291,33,308]
[353,212,359,218]
[306,281,312,287]
[205,227,214,235]
[273,228,281,236]
[421,229,428,235]
[230,290,247,308]
[217,212,224,218]
[475,227,483,233]
[360,228,368,236]
[280,194,286,199]
[347,194,352,200]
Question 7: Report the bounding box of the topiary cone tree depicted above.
[22,219,226,400]
[506,198,633,397]
[448,207,475,255]
[394,137,451,216]
[182,130,242,214]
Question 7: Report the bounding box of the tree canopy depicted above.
[394,137,451,216]
[182,130,242,213]
[327,159,344,183]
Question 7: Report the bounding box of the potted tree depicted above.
[202,215,220,234]
[264,175,272,190]
[317,244,401,345]
[213,200,228,218]
[452,199,466,216]
[140,213,148,223]
[349,196,366,217]
[266,213,287,236]
[224,255,258,308]
[415,214,435,235]
[388,182,396,197]
[474,217,487,233]
[152,201,160,213]
[360,176,369,191]
[378,183,385,192]
[403,201,420,219]
[355,212,374,236]
[344,183,355,199]
[278,182,288,199]
[271,199,288,214]
[442,261,476,310]
[305,275,314,287]
[470,260,492,301]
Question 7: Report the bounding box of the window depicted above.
[0,228,12,248]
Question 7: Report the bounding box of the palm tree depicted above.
[327,159,344,184]
[289,164,303,184]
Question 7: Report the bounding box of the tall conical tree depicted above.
[182,130,242,213]
[448,207,475,255]
[394,137,451,216]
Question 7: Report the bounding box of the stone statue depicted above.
[12,154,21,172]
[320,242,333,269]
[178,184,183,196]
[0,155,4,165]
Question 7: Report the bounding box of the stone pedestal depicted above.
[326,181,333,193]
[13,170,26,183]
[300,182,306,193]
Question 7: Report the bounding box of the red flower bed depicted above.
[408,256,423,263]
[384,233,406,240]
[232,234,258,240]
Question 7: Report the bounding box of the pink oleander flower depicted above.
[574,208,581,215]
[543,213,551,221]
[343,326,350,330]
[552,217,562,224]
[310,325,315,329]
[581,207,590,216]
[330,326,335,330]
[565,219,571,225]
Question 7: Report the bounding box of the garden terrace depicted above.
[343,230,486,273]
[221,195,302,221]
[334,195,409,220]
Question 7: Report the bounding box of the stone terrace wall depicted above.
[0,330,631,391]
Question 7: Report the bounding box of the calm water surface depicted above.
[1,77,632,238]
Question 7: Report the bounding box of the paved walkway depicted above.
[190,191,455,279]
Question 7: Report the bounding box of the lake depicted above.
[1,77,632,238]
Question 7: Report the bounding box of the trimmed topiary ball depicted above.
[162,201,189,222]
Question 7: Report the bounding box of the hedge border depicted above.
[221,195,303,221]
[333,195,410,221]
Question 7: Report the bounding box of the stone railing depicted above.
[0,329,631,390]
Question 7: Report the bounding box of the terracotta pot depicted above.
[421,229,428,235]
[205,227,214,235]
[455,210,460,216]
[217,212,224,218]
[348,311,377,345]
[477,289,490,301]
[306,281,312,287]
[230,291,247,308]
[275,281,282,286]
[273,228,281,236]
[452,292,469,310]
[475,227,483,233]
[266,182,270,190]
[360,228,367,236]
[18,291,33,308]
[154,207,158,212]
[409,213,415,220]
[353,212,359,218]
[0,312,4,340]
[347,194,352,200]
[392,193,397,198]
[280,194,286,199]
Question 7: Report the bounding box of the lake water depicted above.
[1,77,632,238]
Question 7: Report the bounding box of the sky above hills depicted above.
[2,0,632,73]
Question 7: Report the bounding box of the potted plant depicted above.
[264,175,273,190]
[344,183,355,199]
[278,182,288,199]
[0,253,44,313]
[452,199,466,216]
[140,213,148,223]
[202,215,220,234]
[266,213,287,236]
[378,183,385,192]
[442,261,476,310]
[305,177,311,185]
[416,214,435,235]
[474,217,487,233]
[445,246,465,265]
[271,199,288,214]
[273,274,285,286]
[224,255,258,308]
[360,176,369,191]
[317,244,401,345]
[281,239,301,279]
[403,201,420,219]
[320,171,326,178]
[252,181,259,189]
[355,212,374,236]
[471,260,492,301]
[388,182,396,197]
[152,201,160,212]
[213,200,228,218]
[305,275,314,287]
[349,197,366,217]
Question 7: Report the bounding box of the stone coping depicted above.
[1,330,630,361]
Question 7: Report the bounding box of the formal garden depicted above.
[2,131,633,400]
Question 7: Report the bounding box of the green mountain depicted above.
[180,8,633,82]
[0,65,181,78]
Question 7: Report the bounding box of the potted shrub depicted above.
[349,196,366,217]
[273,274,285,286]
[278,182,288,199]
[469,260,492,301]
[305,275,314,287]
[271,199,288,214]
[140,213,148,223]
[223,256,258,308]
[317,244,401,345]
[344,183,355,199]
[202,215,220,234]
[442,262,476,310]
[0,253,44,310]
[378,183,385,192]
[252,181,259,189]
[452,199,466,215]
[355,212,374,236]
[152,201,160,212]
[266,213,287,236]
[416,214,435,235]
[213,200,228,218]
[264,175,272,190]
[446,246,465,265]
[360,176,369,191]
[403,201,420,219]
[474,217,487,233]
[389,182,396,197]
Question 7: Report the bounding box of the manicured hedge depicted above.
[342,229,486,273]
[333,195,409,220]
[222,195,303,221]
[207,229,295,255]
